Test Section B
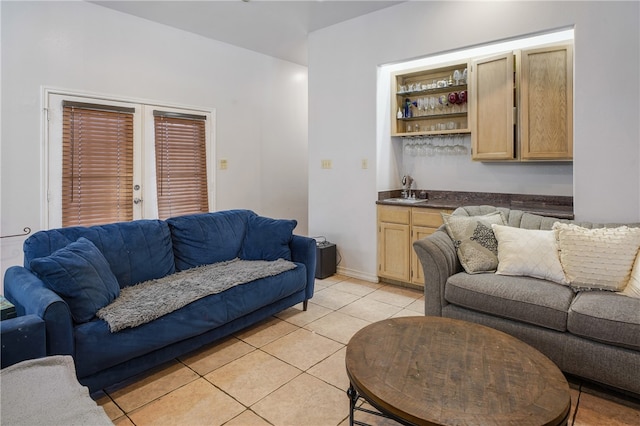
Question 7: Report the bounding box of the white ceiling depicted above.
[91,0,405,66]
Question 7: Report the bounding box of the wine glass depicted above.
[453,69,461,86]
[438,94,448,113]
[462,68,468,84]
[449,92,459,113]
[418,142,427,157]
[458,90,467,112]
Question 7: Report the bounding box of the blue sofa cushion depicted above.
[23,220,175,288]
[73,264,307,378]
[240,216,297,261]
[167,210,256,270]
[30,238,120,323]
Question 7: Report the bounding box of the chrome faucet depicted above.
[401,175,414,199]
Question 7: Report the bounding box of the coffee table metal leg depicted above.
[347,382,403,426]
[347,383,358,426]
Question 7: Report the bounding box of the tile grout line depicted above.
[181,306,350,423]
[570,383,582,426]
[109,277,618,426]
[108,277,424,424]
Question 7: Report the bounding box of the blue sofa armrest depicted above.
[3,266,74,356]
[1,315,46,368]
[290,235,316,301]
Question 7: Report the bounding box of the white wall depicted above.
[0,1,308,286]
[308,1,640,281]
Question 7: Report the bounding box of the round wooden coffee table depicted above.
[345,316,570,426]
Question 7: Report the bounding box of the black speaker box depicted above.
[315,243,336,279]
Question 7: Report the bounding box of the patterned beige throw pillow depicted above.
[619,252,640,298]
[442,212,506,274]
[553,223,640,291]
[491,224,567,285]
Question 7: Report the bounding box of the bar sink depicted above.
[384,198,427,204]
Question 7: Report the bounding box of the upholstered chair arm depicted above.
[413,229,461,316]
[3,266,74,356]
[0,315,46,368]
[290,235,317,302]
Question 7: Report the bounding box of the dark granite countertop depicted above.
[377,190,574,219]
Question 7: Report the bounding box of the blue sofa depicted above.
[4,209,316,393]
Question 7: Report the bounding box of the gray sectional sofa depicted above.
[413,205,640,397]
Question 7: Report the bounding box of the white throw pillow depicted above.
[553,223,640,291]
[491,224,567,285]
[619,252,640,298]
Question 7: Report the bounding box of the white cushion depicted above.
[491,224,567,284]
[619,252,640,298]
[553,223,640,291]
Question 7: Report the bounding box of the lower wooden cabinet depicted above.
[377,205,411,282]
[377,204,452,287]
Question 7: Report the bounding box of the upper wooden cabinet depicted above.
[469,52,515,160]
[470,44,573,161]
[519,45,573,160]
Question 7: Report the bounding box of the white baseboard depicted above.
[335,266,379,283]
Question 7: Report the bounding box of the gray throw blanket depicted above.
[97,258,297,332]
[0,356,112,426]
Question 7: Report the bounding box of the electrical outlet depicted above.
[361,158,368,169]
[321,159,332,169]
[219,159,228,170]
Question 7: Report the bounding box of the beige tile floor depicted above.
[96,275,640,426]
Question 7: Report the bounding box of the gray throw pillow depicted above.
[442,211,506,274]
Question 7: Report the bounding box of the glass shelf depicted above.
[398,112,467,121]
[397,84,467,97]
[396,129,471,137]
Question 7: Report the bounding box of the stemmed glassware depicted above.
[402,134,470,157]
[429,97,436,115]
[454,134,466,155]
[458,90,467,112]
[438,94,448,113]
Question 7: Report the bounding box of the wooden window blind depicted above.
[62,102,134,227]
[154,111,209,220]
